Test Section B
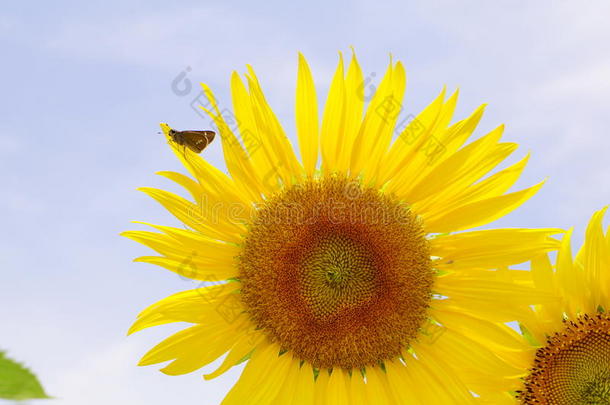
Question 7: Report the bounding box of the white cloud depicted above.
[536,59,610,103]
[0,14,17,35]
[44,5,300,81]
[47,340,143,405]
[40,337,244,405]
[0,132,23,156]
[42,4,328,125]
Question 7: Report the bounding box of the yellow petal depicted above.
[477,392,518,405]
[132,255,236,281]
[272,355,302,403]
[320,53,346,173]
[137,187,244,242]
[384,361,423,405]
[230,72,277,188]
[295,53,319,176]
[222,342,292,405]
[351,59,405,180]
[408,129,511,204]
[204,331,264,380]
[426,329,524,380]
[433,103,487,161]
[364,61,407,185]
[138,322,239,375]
[556,227,585,317]
[130,221,240,251]
[423,180,545,233]
[364,366,397,405]
[577,206,609,311]
[436,274,557,306]
[199,83,266,201]
[435,298,536,324]
[531,253,555,293]
[431,306,530,352]
[384,91,464,193]
[380,88,446,184]
[159,123,252,206]
[293,361,315,405]
[396,354,457,404]
[245,66,303,182]
[409,345,478,404]
[129,282,241,335]
[324,368,351,405]
[156,171,201,201]
[431,228,562,269]
[121,230,239,268]
[314,368,331,404]
[348,371,369,405]
[336,50,364,172]
[394,105,490,200]
[418,152,530,215]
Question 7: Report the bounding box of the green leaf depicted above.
[0,351,50,400]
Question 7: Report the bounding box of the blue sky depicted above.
[1,1,610,404]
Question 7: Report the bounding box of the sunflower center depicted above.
[238,176,433,370]
[302,233,379,318]
[520,313,610,404]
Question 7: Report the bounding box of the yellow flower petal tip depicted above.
[159,123,171,134]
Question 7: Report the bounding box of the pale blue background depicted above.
[1,1,610,404]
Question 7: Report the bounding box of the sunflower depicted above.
[123,52,562,404]
[511,207,610,405]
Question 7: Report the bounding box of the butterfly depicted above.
[167,129,215,153]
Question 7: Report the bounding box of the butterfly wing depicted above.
[180,131,215,153]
